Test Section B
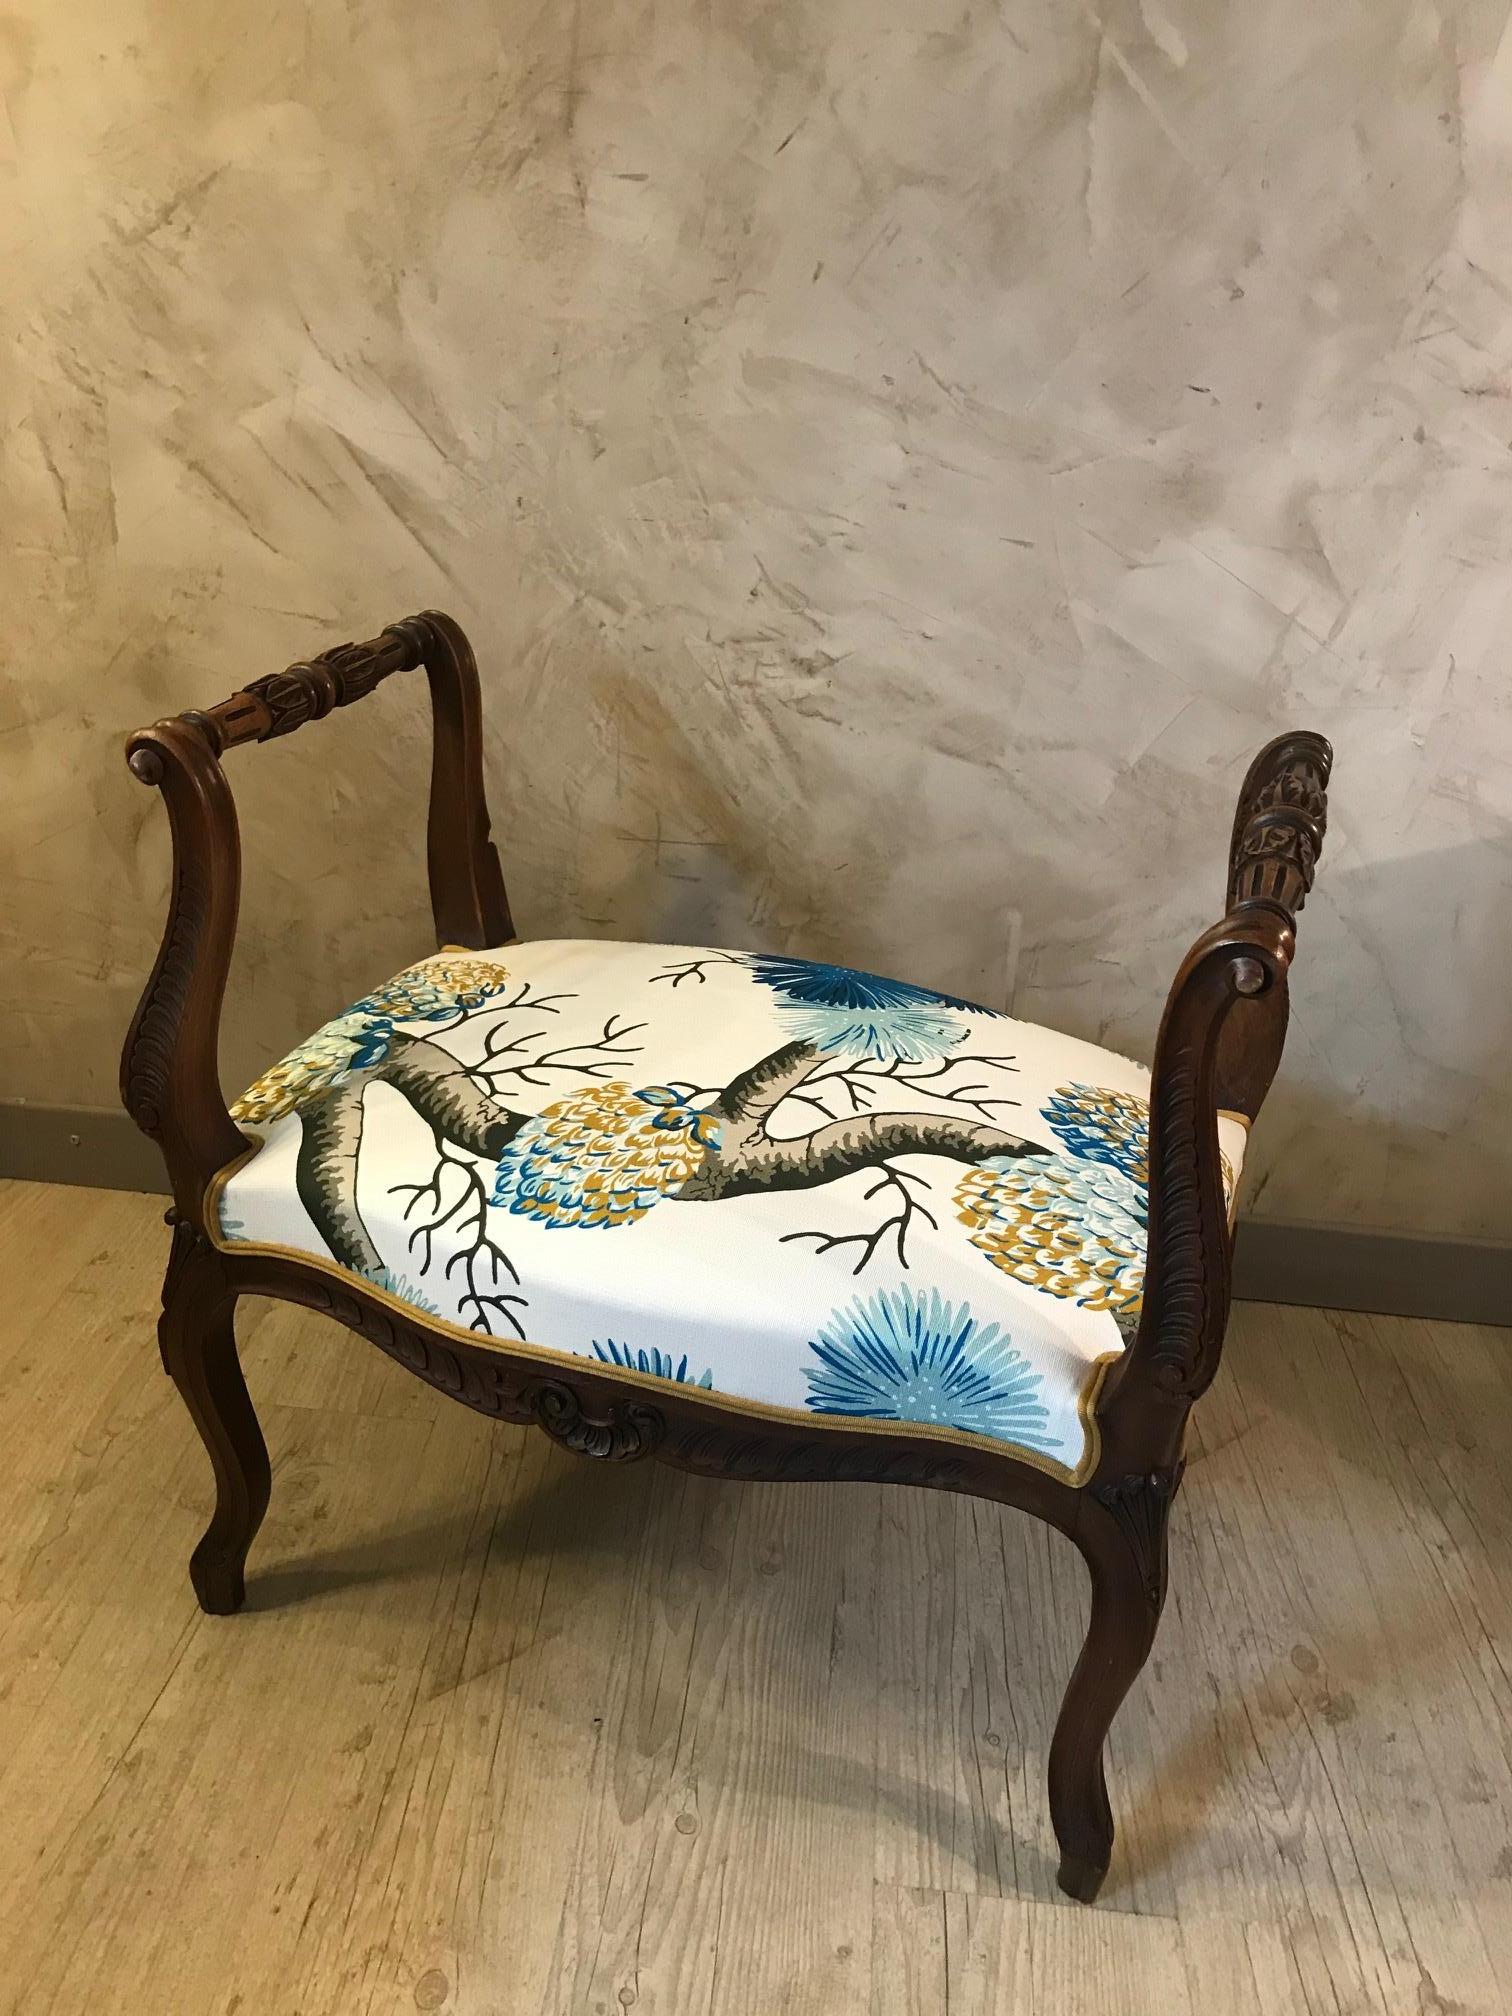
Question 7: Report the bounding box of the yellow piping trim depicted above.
[204,1146,1116,1488]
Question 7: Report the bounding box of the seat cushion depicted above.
[214,940,1248,1482]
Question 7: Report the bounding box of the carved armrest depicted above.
[137,618,432,767]
[1096,732,1333,1470]
[120,611,511,1227]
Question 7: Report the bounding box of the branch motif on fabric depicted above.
[274,951,1048,1312]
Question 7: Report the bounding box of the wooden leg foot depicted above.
[1056,1853,1109,1903]
[189,1540,248,1616]
[159,1226,270,1615]
[1047,1482,1172,1904]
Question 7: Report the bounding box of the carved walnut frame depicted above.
[121,610,1331,1903]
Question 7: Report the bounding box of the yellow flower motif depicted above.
[956,1156,1146,1316]
[230,953,514,1127]
[232,1018,373,1126]
[491,1084,722,1229]
[380,955,514,1014]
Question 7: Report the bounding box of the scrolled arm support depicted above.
[119,719,247,1225]
[1094,728,1330,1477]
[1095,905,1295,1472]
[119,610,512,1226]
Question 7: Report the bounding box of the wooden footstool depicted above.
[121,611,1331,1901]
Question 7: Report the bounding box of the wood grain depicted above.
[3,1179,1508,2014]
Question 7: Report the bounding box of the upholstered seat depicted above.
[214,939,1248,1481]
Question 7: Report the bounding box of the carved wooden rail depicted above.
[120,611,513,1226]
[131,619,434,769]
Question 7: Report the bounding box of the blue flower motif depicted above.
[956,1153,1146,1321]
[776,1001,968,1064]
[346,1013,398,1071]
[745,954,988,1015]
[804,1284,1054,1451]
[231,955,515,1127]
[743,954,994,1063]
[1041,1085,1149,1188]
[365,1267,441,1314]
[592,1340,715,1388]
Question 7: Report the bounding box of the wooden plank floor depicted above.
[1,1177,1508,2015]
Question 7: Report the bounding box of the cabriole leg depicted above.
[1047,1472,1176,1901]
[157,1223,270,1614]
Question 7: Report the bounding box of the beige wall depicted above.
[3,0,1510,1237]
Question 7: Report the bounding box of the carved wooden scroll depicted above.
[1227,731,1332,917]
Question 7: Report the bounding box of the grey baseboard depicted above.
[2,1101,1507,1327]
[1231,1217,1510,1327]
[0,1100,170,1195]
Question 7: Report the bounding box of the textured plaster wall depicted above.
[2,0,1510,1237]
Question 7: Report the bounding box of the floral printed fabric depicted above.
[217,940,1249,1481]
